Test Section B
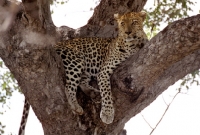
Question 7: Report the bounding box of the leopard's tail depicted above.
[18,99,30,135]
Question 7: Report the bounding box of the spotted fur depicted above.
[18,99,30,135]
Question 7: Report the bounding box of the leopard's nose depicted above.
[125,31,131,35]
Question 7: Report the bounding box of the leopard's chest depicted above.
[82,45,107,77]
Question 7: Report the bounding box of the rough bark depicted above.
[0,0,200,135]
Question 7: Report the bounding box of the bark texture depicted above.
[0,0,200,135]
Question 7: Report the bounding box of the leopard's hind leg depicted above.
[63,53,85,115]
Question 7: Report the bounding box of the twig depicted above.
[162,94,168,105]
[149,91,180,135]
[140,113,154,129]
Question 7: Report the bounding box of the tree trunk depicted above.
[0,0,200,135]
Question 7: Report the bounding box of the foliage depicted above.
[179,70,200,90]
[50,0,69,14]
[0,122,5,135]
[0,60,19,105]
[0,59,19,133]
[144,0,196,35]
[50,0,68,5]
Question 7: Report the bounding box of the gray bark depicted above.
[0,0,200,135]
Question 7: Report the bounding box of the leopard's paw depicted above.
[69,101,83,115]
[100,105,114,124]
[71,104,83,115]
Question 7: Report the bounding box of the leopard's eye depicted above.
[121,22,125,26]
[132,20,138,25]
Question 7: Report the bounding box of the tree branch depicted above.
[111,14,200,132]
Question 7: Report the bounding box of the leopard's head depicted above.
[114,12,147,42]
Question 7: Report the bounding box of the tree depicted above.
[0,0,200,134]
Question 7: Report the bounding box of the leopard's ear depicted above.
[138,11,146,21]
[114,13,121,20]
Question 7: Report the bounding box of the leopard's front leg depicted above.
[97,66,115,124]
[97,49,128,124]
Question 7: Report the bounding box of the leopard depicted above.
[55,11,148,124]
[18,11,148,135]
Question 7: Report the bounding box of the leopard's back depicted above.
[55,37,113,77]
